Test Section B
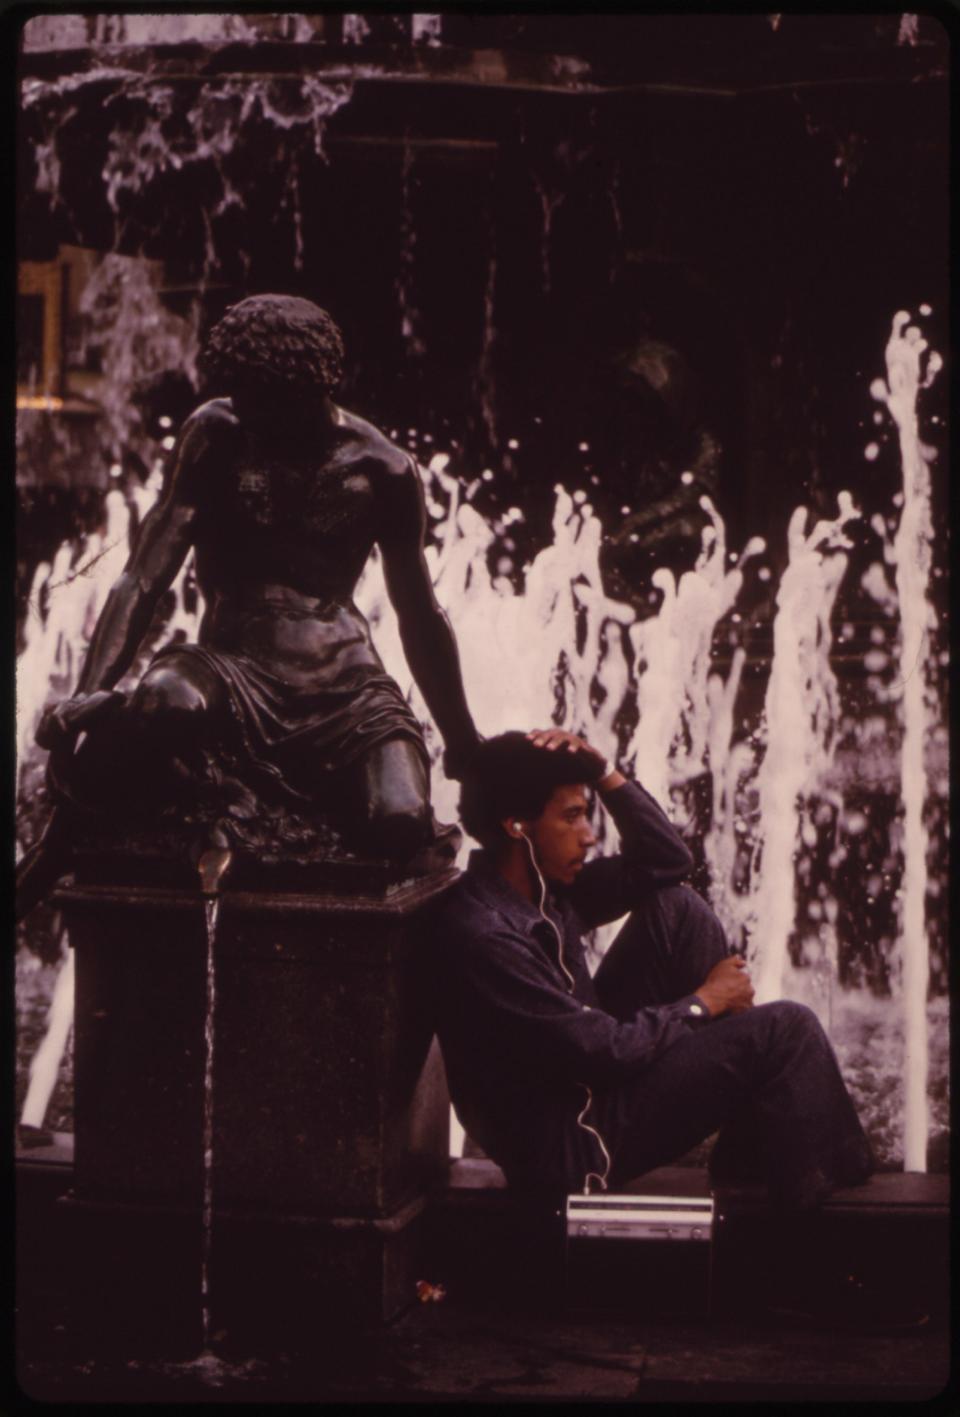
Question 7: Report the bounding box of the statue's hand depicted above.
[442,734,484,782]
[36,690,126,752]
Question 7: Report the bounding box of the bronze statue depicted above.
[18,295,480,913]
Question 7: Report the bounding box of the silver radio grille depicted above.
[566,1193,714,1242]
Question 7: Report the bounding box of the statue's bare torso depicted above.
[176,398,422,675]
[190,398,406,604]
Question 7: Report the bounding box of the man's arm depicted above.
[449,926,705,1088]
[569,777,695,926]
[378,456,480,777]
[527,729,693,927]
[38,404,228,746]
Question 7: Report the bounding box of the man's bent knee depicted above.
[656,883,730,966]
[675,886,728,941]
[757,999,823,1033]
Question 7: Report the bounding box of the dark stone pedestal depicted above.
[53,858,458,1333]
[53,1189,430,1346]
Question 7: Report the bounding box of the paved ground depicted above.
[16,1295,950,1404]
[15,1144,951,1404]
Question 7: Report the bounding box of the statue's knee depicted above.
[354,737,431,858]
[134,666,206,717]
[130,665,210,738]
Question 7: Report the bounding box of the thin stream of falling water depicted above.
[397,140,426,357]
[16,479,200,801]
[531,170,564,295]
[200,894,219,1351]
[477,240,498,448]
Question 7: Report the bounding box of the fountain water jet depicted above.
[870,311,943,1171]
[16,490,133,776]
[20,932,74,1133]
[748,491,860,1004]
[626,494,765,812]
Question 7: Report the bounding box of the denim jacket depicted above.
[427,780,704,1192]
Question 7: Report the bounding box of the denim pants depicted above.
[590,885,875,1210]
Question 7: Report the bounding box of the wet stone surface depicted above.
[17,1299,950,1403]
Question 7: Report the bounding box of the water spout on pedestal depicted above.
[197,844,231,1351]
[198,846,232,899]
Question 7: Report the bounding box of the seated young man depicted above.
[426,729,913,1325]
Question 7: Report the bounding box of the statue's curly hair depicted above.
[200,294,345,398]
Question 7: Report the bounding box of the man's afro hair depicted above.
[459,731,604,847]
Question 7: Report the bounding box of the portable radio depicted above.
[564,1192,715,1317]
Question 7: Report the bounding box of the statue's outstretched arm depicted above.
[72,411,217,699]
[20,407,229,919]
[379,457,481,779]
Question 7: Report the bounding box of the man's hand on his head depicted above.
[696,955,755,1018]
[527,728,601,759]
[526,730,624,790]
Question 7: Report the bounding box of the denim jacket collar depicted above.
[465,848,561,939]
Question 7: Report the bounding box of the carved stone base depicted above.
[51,853,457,1330]
[55,1189,430,1347]
[55,860,457,1219]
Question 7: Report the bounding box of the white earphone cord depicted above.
[518,828,611,1194]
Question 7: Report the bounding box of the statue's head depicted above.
[201,295,345,415]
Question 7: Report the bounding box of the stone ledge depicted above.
[17,1139,950,1215]
[53,868,460,918]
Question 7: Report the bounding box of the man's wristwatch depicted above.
[685,994,712,1022]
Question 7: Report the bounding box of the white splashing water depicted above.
[99,13,259,46]
[16,489,132,773]
[20,934,74,1129]
[15,478,198,1140]
[75,255,202,462]
[15,314,946,1167]
[25,68,355,295]
[411,14,444,46]
[748,491,860,1003]
[626,495,765,812]
[869,311,942,1170]
[16,483,198,789]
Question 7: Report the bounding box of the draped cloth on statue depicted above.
[151,596,428,806]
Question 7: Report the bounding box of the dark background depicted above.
[16,9,950,620]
